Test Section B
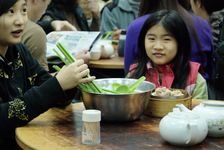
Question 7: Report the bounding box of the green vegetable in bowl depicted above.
[111,76,146,93]
[53,42,146,94]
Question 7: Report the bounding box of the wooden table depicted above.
[16,100,224,150]
[89,55,124,69]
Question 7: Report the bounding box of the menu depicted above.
[46,31,101,58]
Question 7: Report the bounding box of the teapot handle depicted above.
[175,104,191,112]
[185,123,198,144]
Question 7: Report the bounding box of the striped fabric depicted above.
[209,9,224,49]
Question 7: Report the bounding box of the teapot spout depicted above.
[175,104,191,112]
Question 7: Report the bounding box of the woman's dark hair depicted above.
[134,10,191,89]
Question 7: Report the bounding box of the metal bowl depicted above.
[81,78,155,122]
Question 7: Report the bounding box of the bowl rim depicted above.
[81,89,151,95]
[81,78,156,95]
[148,95,192,101]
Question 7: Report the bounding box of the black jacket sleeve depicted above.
[0,44,75,138]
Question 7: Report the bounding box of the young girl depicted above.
[128,10,208,99]
[124,0,213,81]
[0,0,95,148]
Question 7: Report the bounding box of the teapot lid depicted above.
[168,111,200,120]
[201,101,224,107]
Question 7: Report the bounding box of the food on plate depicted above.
[151,87,184,97]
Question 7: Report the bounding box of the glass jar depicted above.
[82,110,101,145]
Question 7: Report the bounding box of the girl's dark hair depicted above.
[134,10,191,89]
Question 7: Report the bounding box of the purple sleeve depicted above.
[124,15,149,73]
[191,15,213,53]
[189,15,213,79]
[197,18,213,52]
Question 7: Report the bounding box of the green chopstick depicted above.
[54,42,102,93]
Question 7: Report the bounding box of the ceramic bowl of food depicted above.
[144,87,192,117]
[81,78,155,122]
[192,101,224,137]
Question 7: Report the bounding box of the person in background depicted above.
[98,0,112,11]
[22,0,51,71]
[190,0,224,99]
[124,0,213,81]
[100,0,140,40]
[0,0,95,148]
[24,0,90,72]
[178,0,191,11]
[79,0,101,27]
[37,0,100,34]
[128,10,208,99]
[190,0,224,48]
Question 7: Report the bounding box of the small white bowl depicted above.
[90,50,101,60]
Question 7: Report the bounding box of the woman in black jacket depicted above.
[0,0,95,148]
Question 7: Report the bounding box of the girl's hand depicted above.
[56,59,95,90]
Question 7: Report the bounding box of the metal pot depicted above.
[81,78,155,122]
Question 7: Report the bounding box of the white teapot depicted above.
[159,104,208,146]
[192,101,224,137]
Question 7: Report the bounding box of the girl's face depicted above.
[0,0,28,46]
[144,24,178,65]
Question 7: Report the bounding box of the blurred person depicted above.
[98,0,112,11]
[27,0,51,22]
[37,0,100,34]
[124,0,213,82]
[178,0,191,11]
[128,10,208,99]
[190,0,224,99]
[190,0,224,48]
[100,0,140,40]
[22,0,51,71]
[0,0,95,148]
[80,0,101,26]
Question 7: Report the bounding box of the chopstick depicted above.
[53,42,103,93]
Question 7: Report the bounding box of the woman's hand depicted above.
[112,29,122,41]
[56,59,95,90]
[75,50,90,64]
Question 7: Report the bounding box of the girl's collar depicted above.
[146,61,174,70]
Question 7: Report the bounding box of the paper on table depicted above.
[46,31,100,58]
